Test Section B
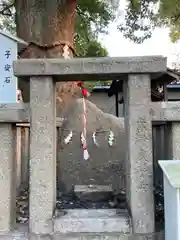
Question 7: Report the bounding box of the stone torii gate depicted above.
[1,55,180,238]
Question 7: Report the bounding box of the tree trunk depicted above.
[15,0,80,115]
[15,0,81,190]
[16,0,76,47]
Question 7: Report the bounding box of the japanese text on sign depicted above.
[4,50,12,85]
[0,36,18,103]
[5,50,11,59]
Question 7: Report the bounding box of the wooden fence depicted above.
[15,121,63,191]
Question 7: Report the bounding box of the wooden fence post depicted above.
[21,126,30,187]
[16,126,22,191]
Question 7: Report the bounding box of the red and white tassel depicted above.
[64,48,90,160]
[81,132,89,160]
[78,82,90,160]
[83,95,89,160]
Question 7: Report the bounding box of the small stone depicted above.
[109,201,115,207]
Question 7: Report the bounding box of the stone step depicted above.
[0,231,164,240]
[53,232,164,240]
[0,231,130,240]
[0,224,164,240]
[55,209,128,218]
[54,233,130,240]
[0,209,131,240]
[54,209,131,234]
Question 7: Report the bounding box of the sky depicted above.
[99,2,180,68]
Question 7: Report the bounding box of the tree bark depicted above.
[15,0,76,49]
[15,0,80,115]
[15,0,81,190]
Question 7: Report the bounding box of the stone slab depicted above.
[74,185,113,202]
[2,100,180,123]
[74,185,113,193]
[13,56,167,80]
[0,103,65,125]
[54,209,130,234]
[0,103,29,123]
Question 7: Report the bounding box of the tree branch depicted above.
[76,5,91,42]
[0,0,15,17]
[173,12,180,22]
